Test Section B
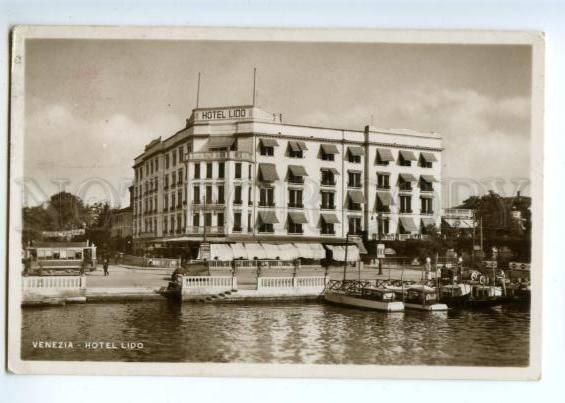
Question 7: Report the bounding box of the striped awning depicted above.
[420,175,438,183]
[321,144,339,154]
[327,245,360,262]
[258,163,279,182]
[421,152,437,162]
[230,243,249,259]
[275,243,300,260]
[208,136,235,149]
[261,243,281,259]
[347,146,364,156]
[421,218,436,227]
[258,210,279,224]
[399,150,418,161]
[376,148,395,161]
[348,190,364,204]
[399,217,418,232]
[260,138,279,147]
[288,212,308,224]
[321,213,340,224]
[377,192,393,206]
[288,165,308,177]
[322,167,340,175]
[210,244,234,261]
[288,141,308,151]
[245,243,267,260]
[399,173,417,182]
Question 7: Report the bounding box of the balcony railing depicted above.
[420,210,434,215]
[186,151,253,162]
[258,202,276,207]
[185,226,225,235]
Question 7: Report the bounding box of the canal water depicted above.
[21,301,529,366]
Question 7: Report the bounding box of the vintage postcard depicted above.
[7,26,543,379]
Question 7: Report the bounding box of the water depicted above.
[21,301,529,366]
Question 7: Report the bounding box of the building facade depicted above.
[131,105,442,257]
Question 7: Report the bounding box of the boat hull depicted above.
[404,302,449,311]
[324,292,404,312]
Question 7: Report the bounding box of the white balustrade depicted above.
[23,276,85,290]
[182,276,236,289]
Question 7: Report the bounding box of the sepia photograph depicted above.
[7,26,543,379]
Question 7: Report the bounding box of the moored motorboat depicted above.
[402,284,448,311]
[324,280,404,312]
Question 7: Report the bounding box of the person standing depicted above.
[103,258,109,276]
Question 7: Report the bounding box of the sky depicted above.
[23,39,532,208]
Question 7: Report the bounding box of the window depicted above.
[321,222,335,235]
[288,144,303,158]
[205,213,212,227]
[376,153,389,166]
[321,191,335,209]
[193,186,200,204]
[348,217,362,235]
[421,197,433,215]
[420,179,434,192]
[377,173,390,189]
[233,212,242,232]
[247,213,252,232]
[378,218,390,236]
[235,163,242,179]
[178,169,183,184]
[194,163,200,179]
[259,187,274,207]
[234,185,242,204]
[248,187,252,206]
[400,195,412,213]
[348,172,362,188]
[248,164,252,179]
[155,177,159,190]
[178,146,184,163]
[420,155,433,168]
[399,154,411,167]
[171,194,176,209]
[218,162,225,179]
[172,150,177,166]
[206,185,212,203]
[163,218,168,234]
[172,172,177,186]
[206,163,212,179]
[176,214,182,233]
[288,189,303,208]
[163,195,168,210]
[218,185,225,204]
[177,190,182,208]
[261,145,274,156]
[193,213,200,227]
[164,174,169,189]
[259,222,274,233]
[321,169,336,186]
[348,153,361,163]
[289,221,303,234]
[321,150,334,161]
[165,155,169,169]
[170,216,175,234]
[217,213,224,228]
[399,177,412,191]
[376,196,390,213]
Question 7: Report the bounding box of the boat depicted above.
[439,283,505,308]
[323,280,404,312]
[399,284,448,311]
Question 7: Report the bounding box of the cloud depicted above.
[24,100,181,207]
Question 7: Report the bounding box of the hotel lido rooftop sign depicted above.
[195,106,252,121]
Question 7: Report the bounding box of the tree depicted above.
[44,191,89,230]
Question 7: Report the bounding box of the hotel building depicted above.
[131,105,442,260]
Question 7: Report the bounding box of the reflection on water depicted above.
[21,301,529,366]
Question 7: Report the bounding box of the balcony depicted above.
[420,210,434,215]
[348,183,362,189]
[399,209,413,214]
[377,185,391,190]
[186,151,253,162]
[259,202,276,208]
[288,229,304,235]
[288,203,304,208]
[233,200,243,205]
[198,202,226,211]
[185,226,226,235]
[321,180,336,186]
[321,230,336,235]
[420,186,434,193]
[399,185,412,192]
[232,227,242,233]
[321,204,336,210]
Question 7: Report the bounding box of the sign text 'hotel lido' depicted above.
[198,107,251,121]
